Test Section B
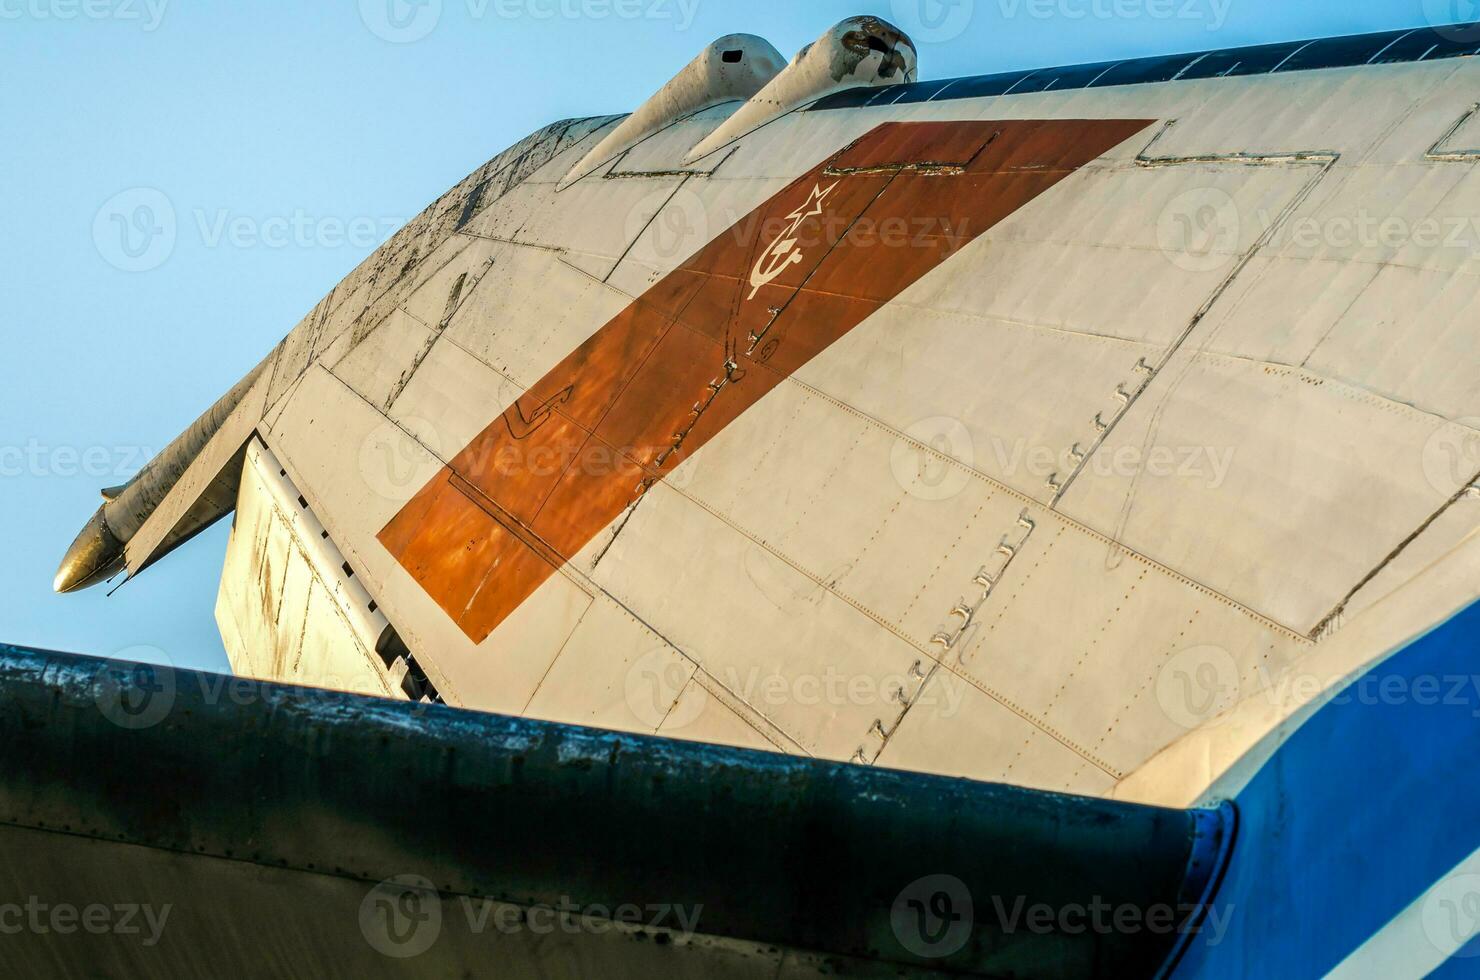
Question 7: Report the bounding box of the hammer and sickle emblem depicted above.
[747,181,838,301]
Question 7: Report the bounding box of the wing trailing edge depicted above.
[0,642,1228,978]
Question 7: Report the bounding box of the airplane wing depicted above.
[47,15,1480,977]
[0,640,1229,978]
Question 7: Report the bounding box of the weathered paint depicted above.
[378,118,1153,643]
[559,34,785,190]
[686,16,919,164]
[807,23,1480,110]
[49,26,1480,976]
[53,356,271,593]
[0,642,1226,978]
[1174,598,1480,978]
[59,20,1478,800]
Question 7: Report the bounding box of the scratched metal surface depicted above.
[62,19,1480,811]
[807,22,1480,110]
[376,119,1152,645]
[0,643,1222,979]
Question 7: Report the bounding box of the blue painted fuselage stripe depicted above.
[1427,934,1480,978]
[1174,599,1480,978]
[808,23,1480,111]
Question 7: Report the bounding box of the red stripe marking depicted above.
[380,119,1153,643]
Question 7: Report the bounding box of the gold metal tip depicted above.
[53,506,125,594]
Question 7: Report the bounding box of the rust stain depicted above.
[379,119,1154,643]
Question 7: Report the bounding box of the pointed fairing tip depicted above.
[53,506,126,594]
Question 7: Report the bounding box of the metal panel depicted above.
[1088,53,1202,88]
[0,643,1228,980]
[605,103,743,177]
[523,594,695,735]
[587,479,931,759]
[1173,41,1308,80]
[1059,348,1470,633]
[880,677,1120,797]
[379,119,1153,644]
[1170,600,1480,978]
[881,76,960,105]
[926,69,1040,100]
[804,24,1480,110]
[55,17,1480,840]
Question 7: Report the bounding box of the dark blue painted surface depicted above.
[1175,599,1480,978]
[0,642,1226,978]
[1429,934,1480,978]
[809,24,1480,112]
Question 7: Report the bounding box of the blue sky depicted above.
[0,0,1461,672]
